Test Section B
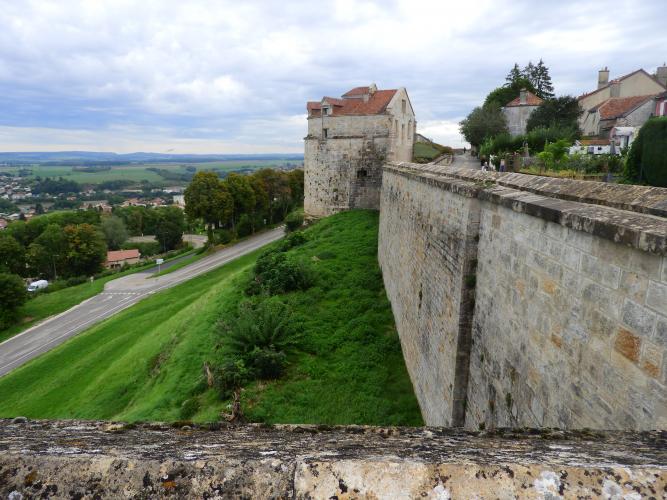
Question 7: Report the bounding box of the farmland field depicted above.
[0,159,303,186]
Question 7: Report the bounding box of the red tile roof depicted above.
[596,95,655,120]
[578,139,610,146]
[505,91,543,107]
[107,249,140,262]
[342,86,371,97]
[307,88,398,117]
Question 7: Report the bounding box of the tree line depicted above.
[185,168,304,244]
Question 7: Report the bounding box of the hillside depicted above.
[0,211,422,426]
[413,140,452,163]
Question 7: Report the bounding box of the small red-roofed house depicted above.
[502,89,543,137]
[106,249,141,269]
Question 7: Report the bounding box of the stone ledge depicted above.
[385,163,667,254]
[0,420,665,499]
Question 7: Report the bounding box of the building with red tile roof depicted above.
[502,89,543,137]
[106,249,141,269]
[304,84,416,217]
[578,65,666,136]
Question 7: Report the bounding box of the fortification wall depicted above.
[379,163,667,430]
[1,420,665,499]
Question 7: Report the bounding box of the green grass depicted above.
[0,160,302,186]
[150,250,203,277]
[413,141,450,163]
[0,211,422,426]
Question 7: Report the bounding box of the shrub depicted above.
[214,229,234,245]
[249,251,314,295]
[236,214,254,238]
[0,273,27,328]
[179,398,200,419]
[122,241,160,257]
[278,231,307,251]
[214,359,251,398]
[624,117,667,186]
[285,210,304,232]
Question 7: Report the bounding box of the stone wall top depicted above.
[0,420,665,499]
[385,162,667,254]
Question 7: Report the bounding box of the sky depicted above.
[0,0,665,153]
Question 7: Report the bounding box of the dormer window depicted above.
[323,106,332,116]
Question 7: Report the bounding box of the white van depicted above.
[27,280,49,292]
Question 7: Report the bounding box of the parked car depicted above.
[27,279,49,292]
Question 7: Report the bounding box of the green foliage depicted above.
[122,240,160,257]
[154,206,185,251]
[0,198,18,213]
[32,177,81,195]
[484,77,536,108]
[503,59,554,99]
[0,273,27,328]
[624,117,667,186]
[459,104,508,148]
[100,216,128,250]
[412,141,452,163]
[224,173,256,227]
[0,234,26,275]
[214,229,234,245]
[236,214,254,237]
[285,209,304,232]
[214,359,252,398]
[479,125,578,157]
[62,224,107,277]
[184,171,234,244]
[526,96,582,132]
[248,250,314,295]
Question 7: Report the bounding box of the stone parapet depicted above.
[387,162,667,254]
[1,419,665,499]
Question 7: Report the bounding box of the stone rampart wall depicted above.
[1,420,665,499]
[379,163,667,430]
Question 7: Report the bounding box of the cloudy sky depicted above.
[1,0,665,153]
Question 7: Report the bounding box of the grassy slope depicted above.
[0,211,422,426]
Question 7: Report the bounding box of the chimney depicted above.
[610,80,620,97]
[369,83,377,95]
[519,88,528,105]
[598,67,610,89]
[656,63,667,87]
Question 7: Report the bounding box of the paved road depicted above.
[451,152,481,170]
[0,227,285,377]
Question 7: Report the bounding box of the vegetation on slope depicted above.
[0,210,422,426]
[413,141,452,163]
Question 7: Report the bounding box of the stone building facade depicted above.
[502,89,543,137]
[304,84,415,217]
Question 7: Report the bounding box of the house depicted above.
[655,91,667,117]
[502,89,543,136]
[105,249,141,269]
[578,66,667,136]
[304,83,416,217]
[580,94,656,138]
[610,126,638,150]
[569,139,613,156]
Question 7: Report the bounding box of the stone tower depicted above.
[304,85,416,217]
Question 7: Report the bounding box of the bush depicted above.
[248,251,314,295]
[236,214,254,238]
[624,117,667,186]
[285,210,304,232]
[278,231,307,251]
[214,229,234,245]
[122,241,160,257]
[0,273,27,328]
[214,359,251,398]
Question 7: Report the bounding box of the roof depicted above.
[342,86,371,97]
[505,91,543,107]
[307,87,399,117]
[107,249,140,262]
[578,69,667,100]
[595,95,655,120]
[577,139,610,146]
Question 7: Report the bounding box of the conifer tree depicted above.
[505,63,523,85]
[530,59,555,99]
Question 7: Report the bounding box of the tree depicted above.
[35,203,45,215]
[624,117,667,186]
[526,96,581,132]
[28,224,71,279]
[224,173,256,229]
[0,198,18,213]
[529,59,555,99]
[184,171,233,244]
[0,273,27,328]
[484,77,537,108]
[0,234,25,276]
[459,104,509,148]
[154,206,185,251]
[63,224,107,276]
[505,63,523,85]
[100,216,128,250]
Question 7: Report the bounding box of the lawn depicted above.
[413,141,449,163]
[0,159,303,186]
[0,211,422,426]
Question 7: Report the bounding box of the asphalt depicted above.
[0,227,285,378]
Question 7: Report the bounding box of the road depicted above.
[0,227,285,378]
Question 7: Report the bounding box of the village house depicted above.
[578,65,667,137]
[569,138,613,156]
[105,249,141,269]
[304,84,416,217]
[502,89,543,136]
[654,90,667,117]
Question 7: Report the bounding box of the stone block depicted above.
[646,280,667,313]
[640,341,663,379]
[619,271,649,304]
[614,328,641,363]
[581,253,622,289]
[621,299,657,339]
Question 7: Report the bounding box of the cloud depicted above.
[0,0,665,152]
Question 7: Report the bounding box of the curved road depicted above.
[0,227,285,377]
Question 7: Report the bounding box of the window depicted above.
[401,124,405,142]
[402,99,406,113]
[408,120,412,141]
[323,128,328,139]
[357,169,367,178]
